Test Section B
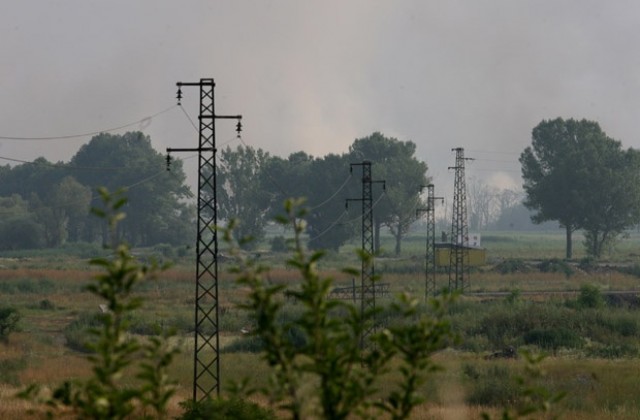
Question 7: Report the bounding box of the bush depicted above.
[63,312,102,353]
[538,258,574,277]
[493,259,532,274]
[0,307,20,342]
[523,327,583,352]
[577,284,605,309]
[38,299,55,310]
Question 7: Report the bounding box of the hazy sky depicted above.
[2,1,640,199]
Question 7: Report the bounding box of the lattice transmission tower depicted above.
[418,184,443,300]
[448,147,473,293]
[166,79,242,401]
[346,161,385,349]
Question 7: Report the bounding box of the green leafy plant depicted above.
[20,188,179,419]
[223,197,454,420]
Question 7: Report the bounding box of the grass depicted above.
[3,230,640,418]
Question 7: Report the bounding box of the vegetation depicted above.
[0,132,195,249]
[20,188,179,419]
[520,118,640,259]
[223,197,453,419]
[219,132,428,254]
[0,307,20,342]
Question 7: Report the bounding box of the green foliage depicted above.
[20,188,179,419]
[224,197,453,420]
[63,311,102,353]
[0,357,27,386]
[0,195,44,250]
[349,132,429,255]
[217,145,273,249]
[577,284,605,309]
[178,397,276,420]
[0,307,20,342]
[537,258,574,277]
[493,259,533,274]
[521,118,640,259]
[523,328,583,352]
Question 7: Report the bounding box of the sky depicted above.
[2,0,640,201]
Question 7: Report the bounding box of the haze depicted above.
[2,0,639,198]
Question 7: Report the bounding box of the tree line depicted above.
[0,132,194,250]
[2,118,637,260]
[217,132,429,255]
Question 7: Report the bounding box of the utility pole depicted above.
[166,79,242,401]
[448,147,473,293]
[346,161,385,350]
[417,184,443,301]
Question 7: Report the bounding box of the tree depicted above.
[579,145,640,257]
[0,194,44,250]
[217,145,273,249]
[520,118,640,259]
[30,176,92,247]
[305,153,354,251]
[349,132,428,255]
[70,132,193,246]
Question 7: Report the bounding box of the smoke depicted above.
[2,0,640,195]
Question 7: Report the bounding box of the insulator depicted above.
[176,87,183,105]
[166,154,172,171]
[236,120,242,136]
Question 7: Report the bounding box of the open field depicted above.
[2,230,640,418]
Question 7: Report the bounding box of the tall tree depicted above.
[217,145,273,249]
[349,132,428,255]
[578,143,640,257]
[70,132,193,246]
[520,118,640,259]
[30,176,92,247]
[0,194,44,250]
[305,153,355,251]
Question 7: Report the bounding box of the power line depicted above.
[0,105,178,141]
[309,173,353,210]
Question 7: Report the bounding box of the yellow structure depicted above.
[435,245,486,267]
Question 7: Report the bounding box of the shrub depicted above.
[493,259,532,274]
[523,327,583,352]
[20,188,179,419]
[63,311,102,353]
[538,258,574,277]
[577,284,605,309]
[224,198,455,420]
[0,307,20,342]
[38,299,55,310]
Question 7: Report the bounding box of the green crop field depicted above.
[3,230,640,418]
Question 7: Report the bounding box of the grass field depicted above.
[3,230,640,418]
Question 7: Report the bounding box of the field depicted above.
[3,230,640,418]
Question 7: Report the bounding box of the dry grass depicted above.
[3,248,640,419]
